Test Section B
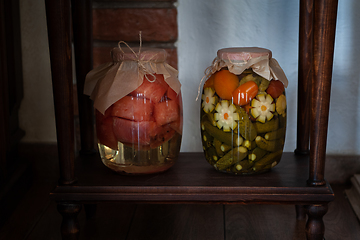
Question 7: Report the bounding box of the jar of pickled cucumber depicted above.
[200,47,288,174]
[85,46,182,175]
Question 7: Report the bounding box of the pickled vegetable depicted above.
[248,147,268,162]
[264,127,286,141]
[215,146,248,171]
[266,80,285,99]
[255,136,284,152]
[252,150,283,172]
[232,81,258,106]
[213,69,239,100]
[235,107,257,141]
[203,74,215,89]
[200,66,286,174]
[232,159,254,173]
[202,120,243,147]
[250,93,275,123]
[276,94,286,117]
[202,87,217,113]
[214,100,239,132]
[255,117,279,134]
[239,73,261,86]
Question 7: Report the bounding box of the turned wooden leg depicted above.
[295,205,307,220]
[305,204,328,240]
[57,203,82,240]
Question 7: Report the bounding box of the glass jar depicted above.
[200,47,288,174]
[85,47,182,174]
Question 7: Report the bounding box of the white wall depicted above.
[19,0,57,143]
[178,0,360,154]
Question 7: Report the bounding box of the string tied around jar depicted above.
[196,57,221,101]
[115,31,157,83]
[196,48,288,101]
[84,32,180,115]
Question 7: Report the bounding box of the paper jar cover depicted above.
[206,47,288,87]
[84,47,180,114]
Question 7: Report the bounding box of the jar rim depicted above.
[217,47,272,61]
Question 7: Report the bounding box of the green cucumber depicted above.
[201,130,214,149]
[213,138,224,157]
[235,107,257,141]
[215,146,248,171]
[279,115,287,128]
[248,147,268,162]
[264,127,286,141]
[239,74,261,86]
[232,159,254,173]
[220,143,232,153]
[255,117,279,134]
[257,76,270,92]
[252,150,283,172]
[255,136,284,152]
[205,146,218,165]
[202,112,217,127]
[203,120,243,147]
[242,139,256,150]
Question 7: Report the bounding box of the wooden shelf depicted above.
[44,0,339,239]
[51,152,334,204]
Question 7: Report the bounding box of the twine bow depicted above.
[116,31,156,82]
[84,32,180,115]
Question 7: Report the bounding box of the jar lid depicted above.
[217,47,272,61]
[112,47,167,63]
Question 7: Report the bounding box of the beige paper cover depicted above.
[203,47,288,88]
[84,47,180,115]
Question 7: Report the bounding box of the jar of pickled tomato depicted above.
[200,47,288,174]
[85,46,182,174]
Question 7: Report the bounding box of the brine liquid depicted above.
[98,133,182,175]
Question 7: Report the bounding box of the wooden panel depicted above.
[308,0,338,186]
[326,185,360,239]
[127,204,224,240]
[296,0,313,155]
[45,0,76,185]
[25,202,136,240]
[0,0,9,179]
[225,204,307,240]
[71,0,96,154]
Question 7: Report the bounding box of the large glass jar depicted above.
[85,47,182,175]
[200,47,288,174]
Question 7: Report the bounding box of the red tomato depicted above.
[266,80,285,99]
[232,81,258,106]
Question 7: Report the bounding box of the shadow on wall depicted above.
[328,0,360,154]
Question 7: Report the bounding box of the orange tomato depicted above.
[232,81,258,106]
[203,74,215,89]
[266,80,284,99]
[213,69,239,100]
